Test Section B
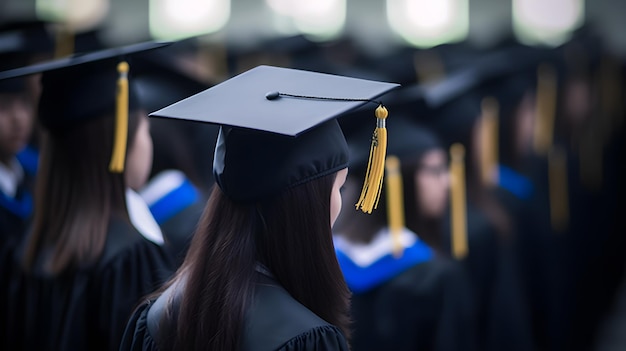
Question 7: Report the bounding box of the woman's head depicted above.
[152,65,400,350]
[411,148,450,219]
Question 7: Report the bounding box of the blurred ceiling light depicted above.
[150,0,230,40]
[513,0,584,46]
[387,0,468,48]
[266,0,345,40]
[37,0,109,31]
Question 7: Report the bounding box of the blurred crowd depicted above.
[0,17,624,351]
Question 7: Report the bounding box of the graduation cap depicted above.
[0,19,55,93]
[150,65,399,207]
[0,40,171,173]
[0,19,55,57]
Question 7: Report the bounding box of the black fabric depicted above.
[441,204,535,351]
[2,217,174,351]
[0,168,35,346]
[349,257,476,351]
[37,60,141,131]
[120,272,350,351]
[214,119,349,203]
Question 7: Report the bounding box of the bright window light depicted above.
[266,0,345,40]
[37,0,109,31]
[150,0,230,40]
[513,0,584,46]
[387,0,469,48]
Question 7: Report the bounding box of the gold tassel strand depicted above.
[109,61,130,173]
[450,143,468,260]
[480,96,499,187]
[356,105,388,214]
[385,156,405,258]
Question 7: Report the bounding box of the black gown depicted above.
[0,153,37,347]
[3,217,175,351]
[441,203,534,351]
[120,270,350,351]
[334,229,476,351]
[0,151,36,268]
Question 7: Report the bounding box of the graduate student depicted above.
[424,55,535,351]
[120,65,399,351]
[0,42,175,351]
[334,115,476,351]
[0,55,36,267]
[0,18,55,250]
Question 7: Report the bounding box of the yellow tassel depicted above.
[449,143,468,260]
[480,97,499,187]
[109,61,130,173]
[356,105,388,214]
[385,156,405,258]
[548,146,569,232]
[533,64,557,156]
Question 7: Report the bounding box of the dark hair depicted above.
[165,171,351,351]
[23,110,141,274]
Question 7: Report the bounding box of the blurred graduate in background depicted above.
[334,111,476,351]
[0,42,175,350]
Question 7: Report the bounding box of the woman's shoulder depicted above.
[243,280,349,351]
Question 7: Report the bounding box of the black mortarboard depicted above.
[0,19,55,57]
[150,65,399,206]
[0,40,170,172]
[0,19,55,93]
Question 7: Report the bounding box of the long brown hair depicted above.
[166,171,351,351]
[23,111,141,274]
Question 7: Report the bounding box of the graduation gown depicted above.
[334,228,476,351]
[3,217,175,351]
[0,151,36,265]
[120,269,350,351]
[0,152,37,346]
[495,162,559,351]
[442,203,534,351]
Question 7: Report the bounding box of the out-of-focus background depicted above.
[1,1,625,351]
[1,0,625,54]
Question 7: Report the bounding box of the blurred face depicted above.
[125,114,153,191]
[415,149,450,218]
[330,168,348,228]
[0,93,34,163]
